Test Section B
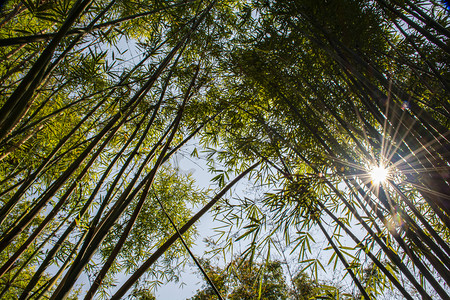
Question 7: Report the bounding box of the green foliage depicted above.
[0,0,448,299]
[131,288,157,300]
[190,259,290,300]
[189,258,346,300]
[100,166,206,279]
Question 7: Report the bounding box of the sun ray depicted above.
[364,180,392,215]
[398,179,450,201]
[380,86,391,167]
[390,133,450,171]
[394,166,450,175]
[373,90,448,189]
[383,96,413,166]
[352,103,377,166]
[384,111,406,165]
[323,155,371,173]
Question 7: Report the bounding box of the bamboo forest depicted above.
[0,0,449,299]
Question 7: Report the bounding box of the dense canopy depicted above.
[0,0,449,299]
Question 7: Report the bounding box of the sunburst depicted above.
[370,165,388,185]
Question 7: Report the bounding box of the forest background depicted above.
[0,0,449,299]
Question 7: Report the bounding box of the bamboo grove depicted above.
[0,0,448,299]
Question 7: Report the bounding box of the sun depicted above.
[370,165,388,184]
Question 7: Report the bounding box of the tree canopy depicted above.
[189,259,338,300]
[0,0,448,299]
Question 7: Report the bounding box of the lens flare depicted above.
[370,166,388,184]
